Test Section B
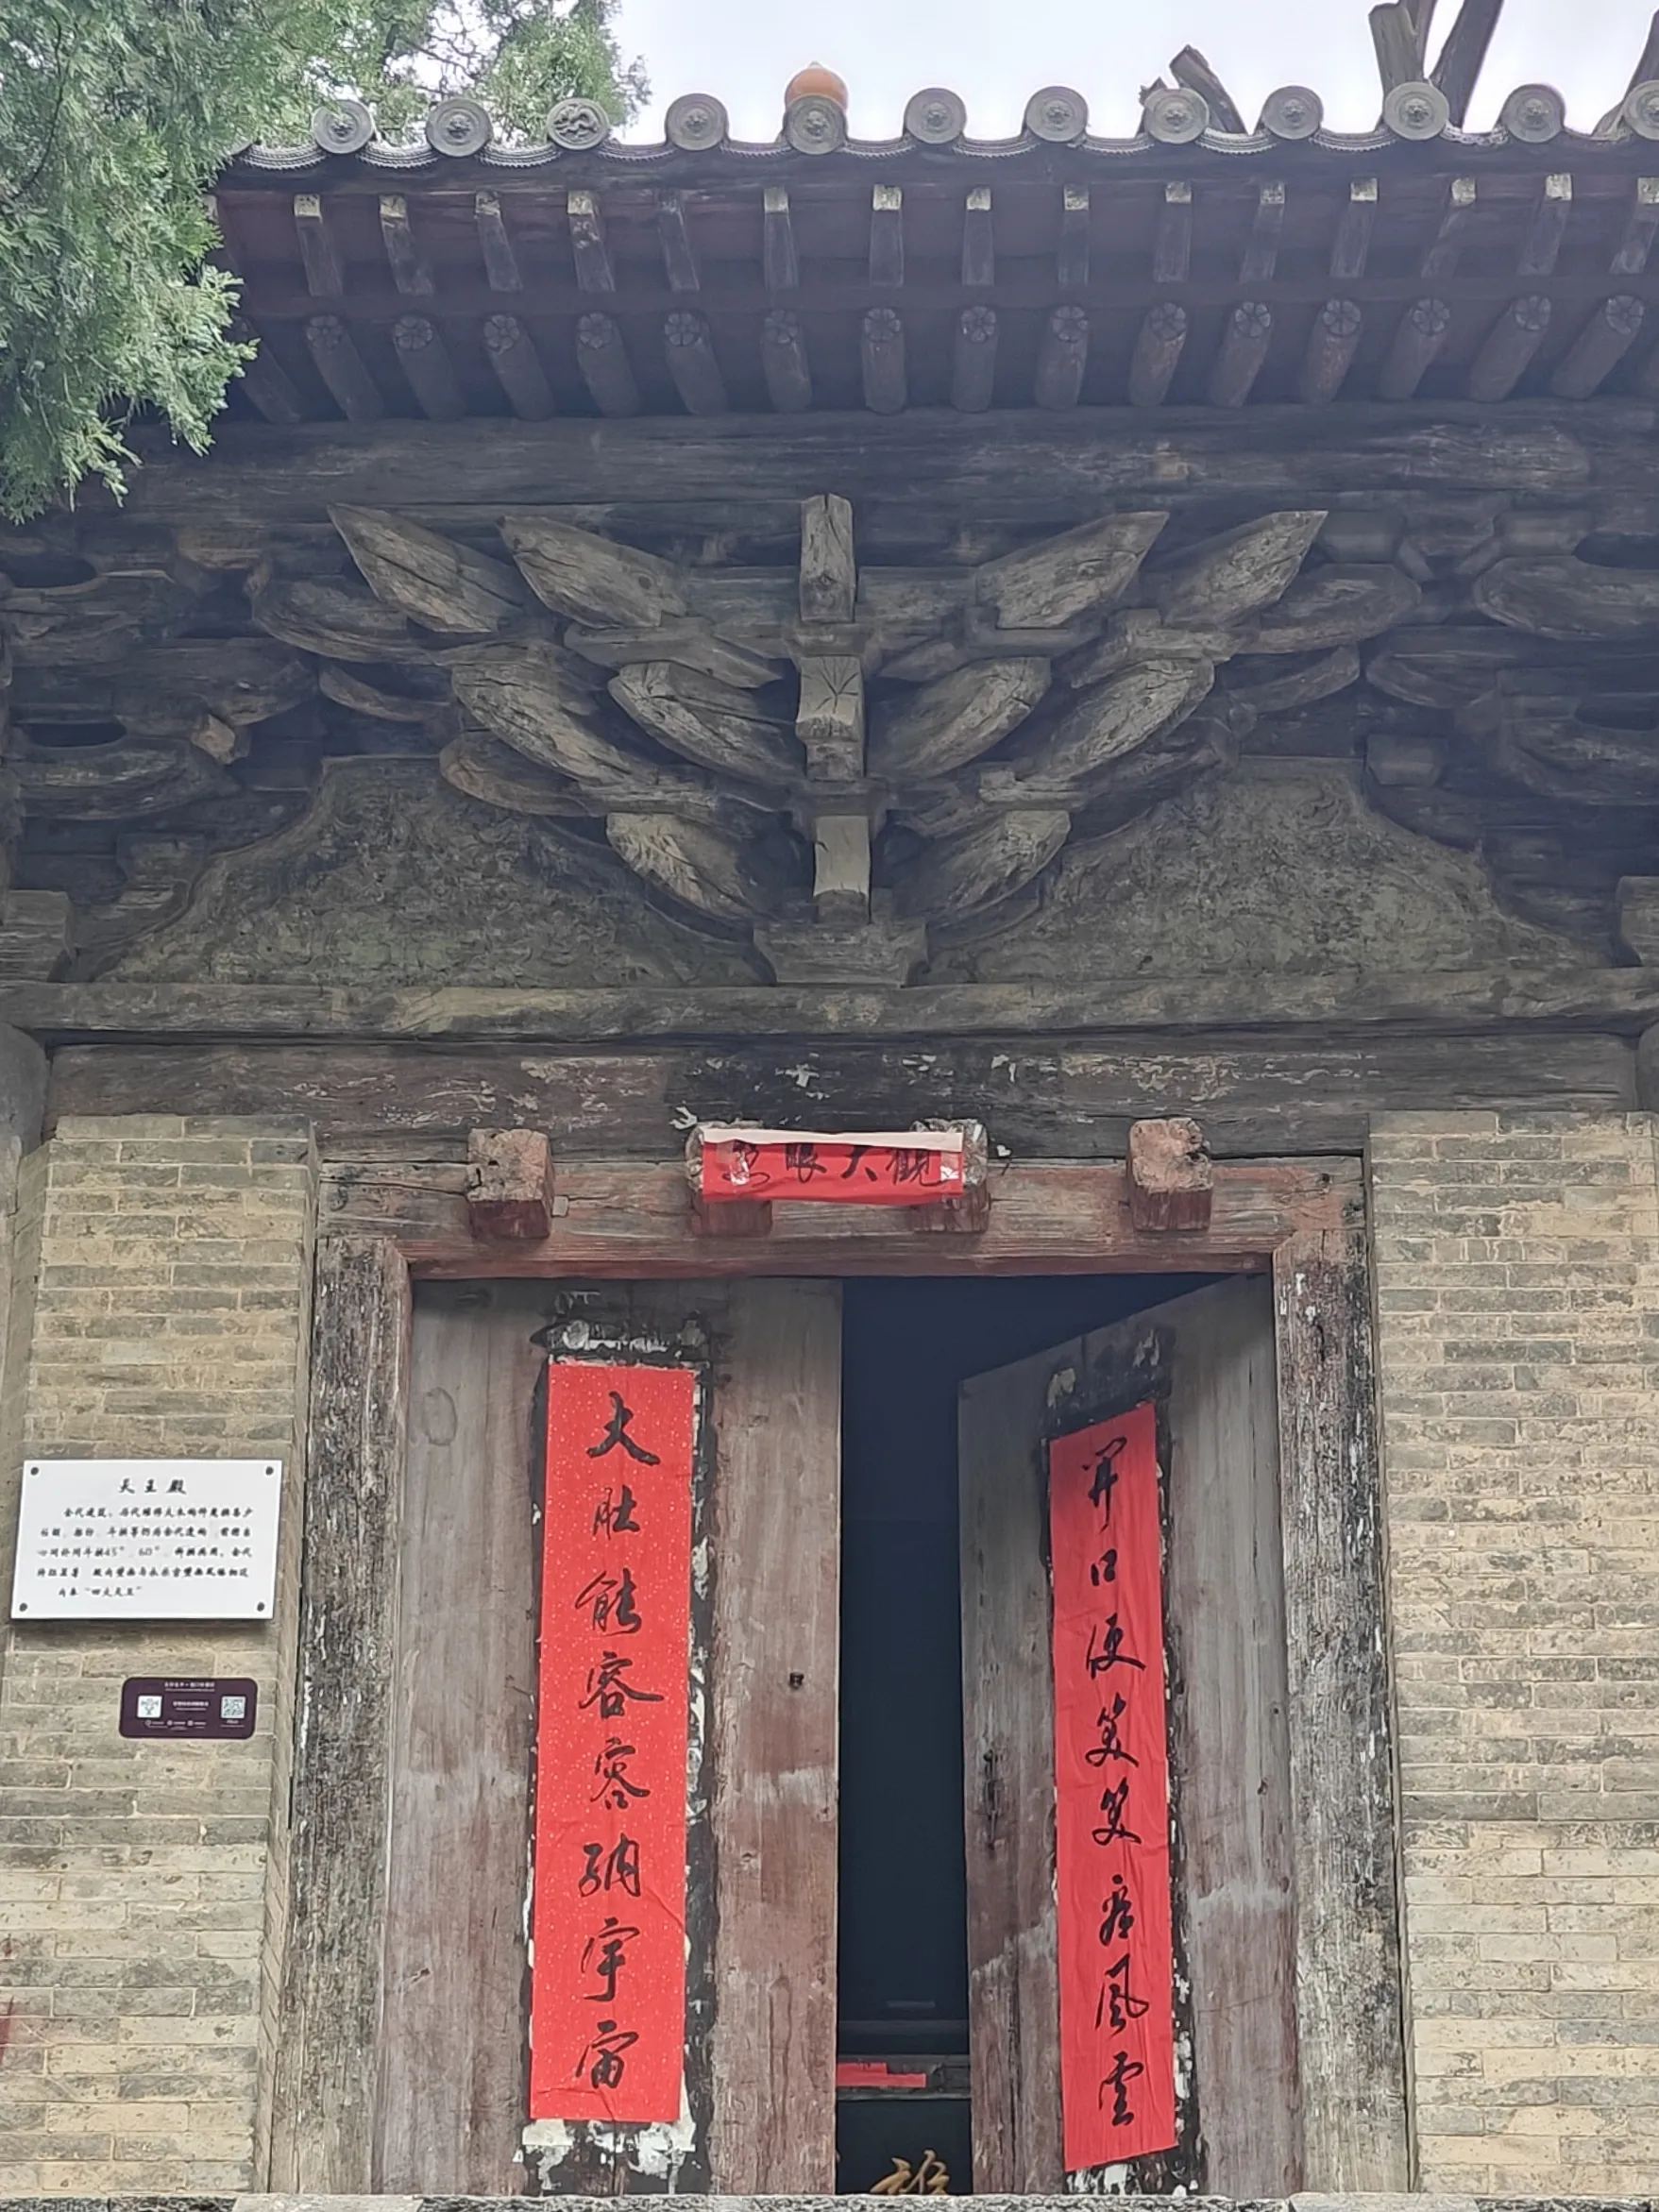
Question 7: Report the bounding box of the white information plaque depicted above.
[10,1459,282,1621]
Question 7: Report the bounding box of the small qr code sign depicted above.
[120,1678,258,1742]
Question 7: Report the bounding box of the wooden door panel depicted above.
[709,1279,843,2192]
[958,1279,1299,2198]
[375,1278,842,2197]
[377,1280,542,2195]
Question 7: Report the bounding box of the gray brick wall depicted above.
[0,1117,316,2194]
[1370,1109,1659,2193]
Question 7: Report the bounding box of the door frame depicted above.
[267,1153,1408,2196]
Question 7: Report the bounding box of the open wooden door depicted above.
[959,1277,1300,2198]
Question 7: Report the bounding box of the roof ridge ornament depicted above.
[310,99,375,155]
[1259,87,1324,141]
[547,98,612,151]
[425,96,493,157]
[1026,88,1090,144]
[1383,80,1452,138]
[665,94,729,151]
[1143,88,1209,145]
[906,89,968,145]
[1499,83,1566,142]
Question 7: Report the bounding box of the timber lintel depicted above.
[7,969,1659,1045]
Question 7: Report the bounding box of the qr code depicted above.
[219,1695,247,1722]
[136,1695,162,1720]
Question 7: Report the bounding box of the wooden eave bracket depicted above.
[1127,1118,1214,1233]
[466,1127,559,1241]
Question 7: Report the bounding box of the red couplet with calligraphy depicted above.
[698,1125,965,1206]
[1048,1401,1177,2171]
[531,1361,697,2125]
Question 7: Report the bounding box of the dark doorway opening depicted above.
[834,1273,1223,2195]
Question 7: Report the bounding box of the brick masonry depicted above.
[1370,1109,1659,2195]
[0,1117,317,2196]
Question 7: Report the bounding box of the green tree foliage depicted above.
[0,0,644,521]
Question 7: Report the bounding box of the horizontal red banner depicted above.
[1049,1402,1177,2172]
[531,1361,697,2126]
[701,1135,964,1205]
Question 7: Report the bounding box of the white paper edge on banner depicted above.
[695,1125,965,1153]
[9,1458,283,1623]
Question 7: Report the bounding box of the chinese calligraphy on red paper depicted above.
[698,1126,966,1206]
[531,1362,696,2124]
[1049,1403,1177,2170]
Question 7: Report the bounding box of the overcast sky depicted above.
[611,0,1657,142]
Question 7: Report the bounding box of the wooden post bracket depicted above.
[1127,1118,1214,1232]
[466,1127,558,1241]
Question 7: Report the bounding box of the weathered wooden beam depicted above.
[1034,305,1089,410]
[1421,177,1477,279]
[1628,8,1659,95]
[304,315,384,422]
[293,194,342,295]
[466,1127,556,1240]
[50,1040,1636,1167]
[1127,1117,1213,1231]
[861,307,907,414]
[333,504,525,633]
[117,404,1612,529]
[1057,185,1091,290]
[1551,295,1645,398]
[268,1235,410,2190]
[482,312,555,420]
[953,303,999,411]
[230,322,307,425]
[378,195,432,296]
[1331,178,1379,280]
[870,184,905,286]
[1241,182,1287,283]
[1128,301,1189,406]
[1377,295,1451,397]
[1613,177,1659,275]
[1369,2,1422,93]
[1209,301,1273,407]
[1273,1225,1411,2188]
[800,494,856,623]
[811,813,872,921]
[962,187,995,286]
[1300,298,1363,404]
[1432,0,1506,125]
[566,189,615,293]
[761,308,812,413]
[1517,172,1572,278]
[392,314,465,421]
[24,969,1659,1048]
[763,184,799,292]
[689,1192,773,1239]
[1153,181,1193,283]
[796,659,865,779]
[474,192,521,291]
[664,310,727,415]
[656,191,701,293]
[1467,293,1551,400]
[1170,45,1246,133]
[575,311,639,416]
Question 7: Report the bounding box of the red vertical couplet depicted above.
[1048,1402,1177,2171]
[532,1361,697,2124]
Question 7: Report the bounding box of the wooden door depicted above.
[958,1277,1300,2198]
[374,1278,841,2197]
